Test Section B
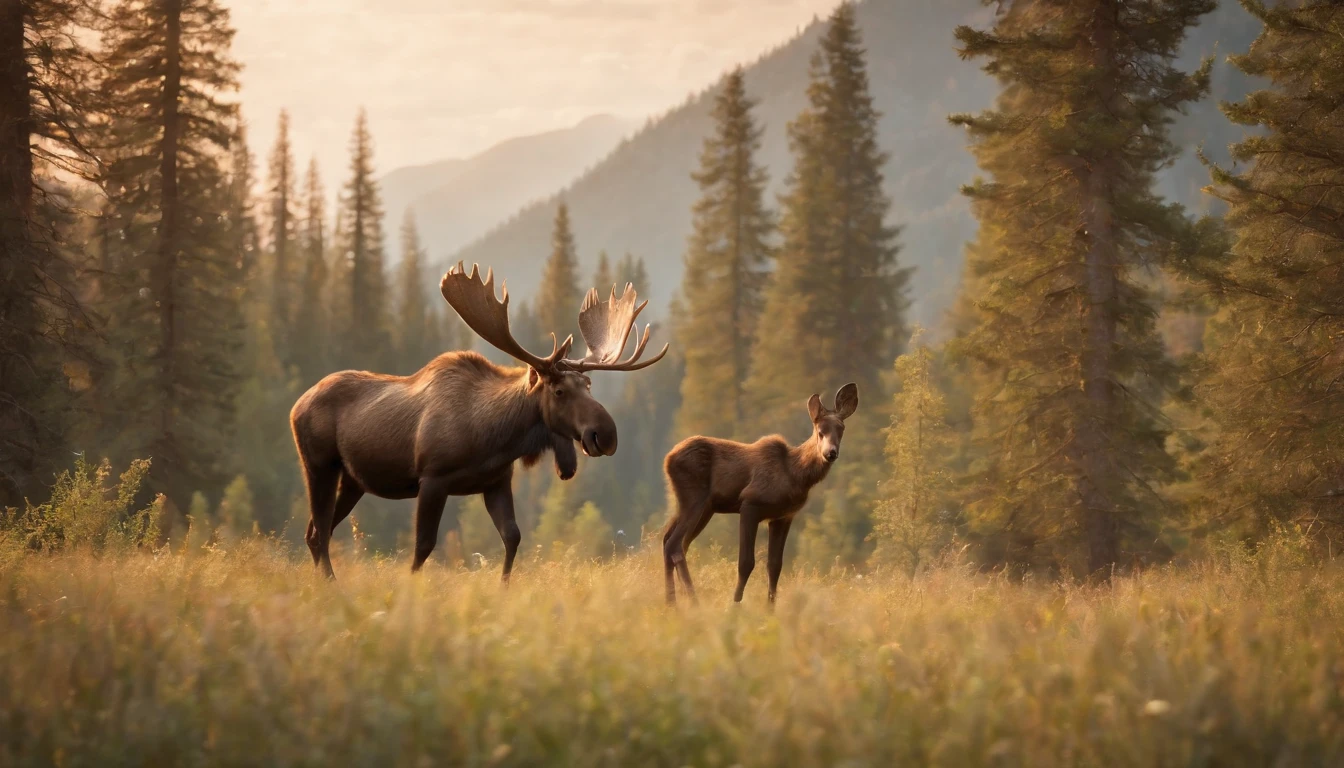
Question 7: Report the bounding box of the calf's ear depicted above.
[834,383,859,420]
[807,393,824,423]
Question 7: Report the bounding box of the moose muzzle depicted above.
[581,411,619,457]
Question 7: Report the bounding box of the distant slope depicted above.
[380,158,467,240]
[450,0,1260,330]
[380,114,632,262]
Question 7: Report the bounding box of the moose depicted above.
[290,262,667,582]
[661,383,859,605]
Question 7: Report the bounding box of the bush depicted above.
[0,457,158,560]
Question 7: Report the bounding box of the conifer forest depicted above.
[3,1,1344,764]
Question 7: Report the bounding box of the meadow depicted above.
[3,534,1342,767]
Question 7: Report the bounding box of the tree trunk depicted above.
[1077,1,1121,576]
[155,0,183,503]
[0,0,38,504]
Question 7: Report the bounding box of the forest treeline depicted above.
[2,0,1341,577]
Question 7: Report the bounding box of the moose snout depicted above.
[824,447,839,463]
[582,412,619,457]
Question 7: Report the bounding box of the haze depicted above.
[229,0,843,182]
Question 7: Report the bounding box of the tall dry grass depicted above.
[2,534,1342,767]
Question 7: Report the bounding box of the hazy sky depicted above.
[228,0,843,187]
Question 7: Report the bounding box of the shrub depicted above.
[0,457,158,559]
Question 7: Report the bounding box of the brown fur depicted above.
[291,349,613,581]
[661,383,858,605]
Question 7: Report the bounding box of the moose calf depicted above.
[661,383,858,605]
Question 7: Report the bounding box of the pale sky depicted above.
[227,0,844,188]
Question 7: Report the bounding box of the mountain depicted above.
[448,0,1260,331]
[380,114,633,260]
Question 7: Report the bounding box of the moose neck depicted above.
[484,370,552,460]
[789,434,833,488]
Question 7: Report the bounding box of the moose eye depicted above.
[554,388,564,397]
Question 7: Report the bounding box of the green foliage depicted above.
[292,157,331,383]
[0,0,101,508]
[533,478,577,559]
[743,3,908,564]
[185,491,215,550]
[217,474,255,539]
[393,209,439,373]
[0,458,157,558]
[564,501,614,560]
[870,329,955,576]
[535,202,583,345]
[591,250,613,294]
[948,0,1214,575]
[614,252,648,296]
[1179,1,1344,539]
[576,324,682,540]
[266,109,298,362]
[93,0,246,508]
[745,4,908,436]
[675,67,774,441]
[334,109,391,372]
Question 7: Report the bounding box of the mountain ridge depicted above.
[446,0,1260,331]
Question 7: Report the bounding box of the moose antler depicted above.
[440,262,572,371]
[561,283,668,373]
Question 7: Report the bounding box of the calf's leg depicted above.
[734,509,761,603]
[766,517,793,605]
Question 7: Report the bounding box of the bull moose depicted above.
[661,383,859,605]
[290,262,667,582]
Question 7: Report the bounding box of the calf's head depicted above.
[807,383,859,463]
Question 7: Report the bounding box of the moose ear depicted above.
[833,383,859,420]
[807,393,824,423]
[527,367,544,393]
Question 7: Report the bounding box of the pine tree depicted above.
[394,208,436,372]
[0,0,99,505]
[675,67,774,440]
[292,157,329,382]
[216,473,255,539]
[870,328,955,576]
[266,109,297,361]
[744,3,908,565]
[566,501,614,560]
[949,0,1213,574]
[226,123,299,535]
[1184,1,1344,537]
[615,252,649,295]
[334,109,390,371]
[745,3,908,437]
[592,250,613,294]
[533,478,578,559]
[535,202,582,346]
[226,123,260,283]
[97,0,245,508]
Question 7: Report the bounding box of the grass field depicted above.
[2,541,1343,767]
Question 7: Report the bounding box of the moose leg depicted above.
[766,517,793,605]
[411,477,451,572]
[329,470,365,532]
[734,509,761,603]
[483,482,522,585]
[302,463,340,579]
